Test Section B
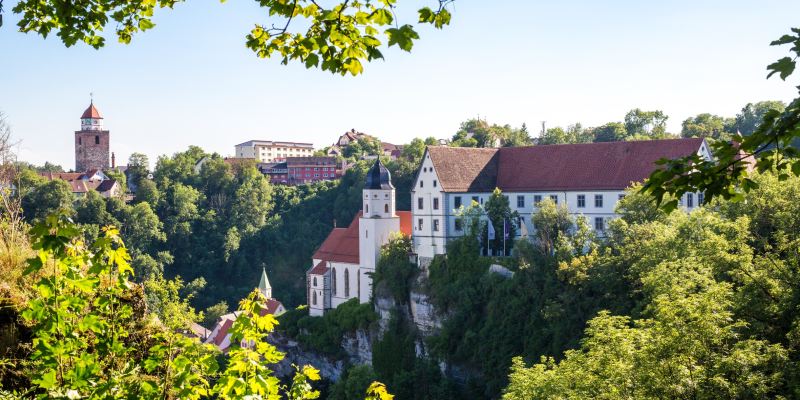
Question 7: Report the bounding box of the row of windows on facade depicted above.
[78,136,101,145]
[258,147,311,152]
[287,173,334,178]
[291,167,335,171]
[418,193,618,212]
[363,204,390,214]
[416,215,609,234]
[310,269,355,305]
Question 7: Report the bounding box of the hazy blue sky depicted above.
[1,1,799,169]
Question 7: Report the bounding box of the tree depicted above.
[592,122,627,142]
[483,188,518,255]
[21,178,73,221]
[642,28,800,211]
[537,123,592,145]
[735,100,786,136]
[10,0,454,76]
[36,161,64,173]
[624,108,669,139]
[127,152,150,186]
[681,113,735,140]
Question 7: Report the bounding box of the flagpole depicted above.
[503,219,506,256]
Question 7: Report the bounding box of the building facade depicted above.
[307,160,412,316]
[411,138,712,260]
[75,102,110,171]
[234,140,314,163]
[259,156,341,185]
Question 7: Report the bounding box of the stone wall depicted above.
[75,130,110,171]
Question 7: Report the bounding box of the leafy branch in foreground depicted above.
[10,0,454,75]
[16,213,335,399]
[642,27,800,211]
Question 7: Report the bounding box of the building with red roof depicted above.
[307,159,412,316]
[412,138,713,259]
[205,268,285,351]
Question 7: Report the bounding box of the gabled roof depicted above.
[212,318,234,346]
[427,138,706,192]
[260,298,284,316]
[312,211,413,264]
[309,260,329,275]
[40,172,84,181]
[95,179,117,193]
[81,103,103,119]
[496,138,705,191]
[427,146,499,192]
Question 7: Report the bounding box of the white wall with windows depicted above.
[410,152,448,259]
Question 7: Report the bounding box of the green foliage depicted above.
[21,179,73,222]
[482,188,519,255]
[537,123,592,145]
[592,122,627,143]
[16,214,324,398]
[451,119,530,148]
[12,0,453,75]
[372,235,416,303]
[642,28,800,210]
[329,365,378,400]
[624,108,670,139]
[278,299,377,355]
[681,112,735,140]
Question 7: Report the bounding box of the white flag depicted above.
[519,218,529,237]
[487,220,496,240]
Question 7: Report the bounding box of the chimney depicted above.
[111,152,116,169]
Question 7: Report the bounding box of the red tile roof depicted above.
[212,318,233,346]
[428,138,705,192]
[312,211,413,264]
[427,147,499,192]
[40,172,84,181]
[81,103,103,119]
[309,260,329,275]
[259,298,284,316]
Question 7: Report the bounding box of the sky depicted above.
[1,1,799,169]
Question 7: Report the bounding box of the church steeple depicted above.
[259,267,272,299]
[362,159,396,218]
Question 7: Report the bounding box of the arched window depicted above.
[312,291,317,305]
[332,268,337,295]
[344,269,350,297]
[313,277,317,286]
[384,204,389,213]
[365,204,369,213]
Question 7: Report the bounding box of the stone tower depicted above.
[75,101,110,171]
[358,159,400,303]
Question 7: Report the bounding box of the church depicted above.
[306,159,411,316]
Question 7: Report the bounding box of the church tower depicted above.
[358,159,400,303]
[75,101,110,172]
[259,267,272,299]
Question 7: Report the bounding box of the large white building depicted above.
[307,138,712,315]
[307,160,412,316]
[234,140,315,163]
[411,138,712,260]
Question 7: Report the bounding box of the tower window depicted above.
[332,268,337,296]
[384,204,389,213]
[78,138,82,145]
[95,136,100,144]
[365,204,369,213]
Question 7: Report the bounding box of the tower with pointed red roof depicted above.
[75,101,110,171]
